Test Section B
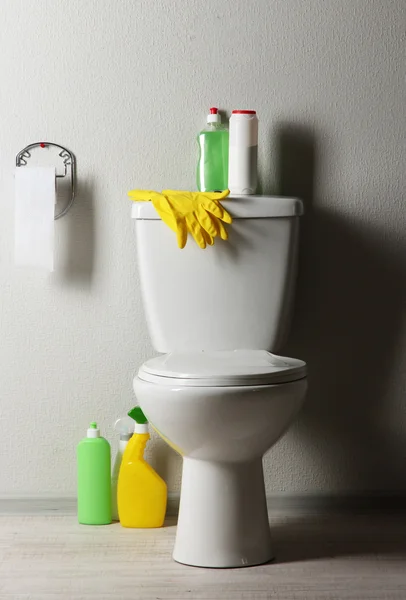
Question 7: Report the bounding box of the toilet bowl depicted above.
[131,195,306,567]
[134,350,307,567]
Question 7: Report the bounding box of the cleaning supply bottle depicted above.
[228,109,259,195]
[197,107,229,192]
[111,417,134,521]
[77,422,112,525]
[117,406,167,528]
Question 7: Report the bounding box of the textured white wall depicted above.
[0,0,405,496]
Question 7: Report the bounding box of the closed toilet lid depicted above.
[137,350,307,387]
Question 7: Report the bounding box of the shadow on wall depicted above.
[276,123,406,492]
[57,179,96,286]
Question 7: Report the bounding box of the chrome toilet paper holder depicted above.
[15,142,76,220]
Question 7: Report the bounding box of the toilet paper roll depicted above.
[15,166,56,271]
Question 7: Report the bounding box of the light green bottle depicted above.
[197,107,229,192]
[77,422,112,525]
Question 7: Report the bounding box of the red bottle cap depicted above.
[232,110,256,114]
[209,107,219,114]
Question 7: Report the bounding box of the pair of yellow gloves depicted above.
[128,189,231,249]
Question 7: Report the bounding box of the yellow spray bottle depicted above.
[117,406,167,528]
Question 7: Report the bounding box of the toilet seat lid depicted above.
[138,350,307,387]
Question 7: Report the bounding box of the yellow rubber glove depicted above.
[127,190,179,234]
[128,189,231,249]
[162,189,231,249]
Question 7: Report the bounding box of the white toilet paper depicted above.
[15,166,56,271]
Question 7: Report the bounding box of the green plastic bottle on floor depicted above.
[77,422,112,525]
[197,107,229,192]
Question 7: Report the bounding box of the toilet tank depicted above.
[133,195,303,353]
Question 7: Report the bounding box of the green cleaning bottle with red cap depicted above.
[197,107,229,192]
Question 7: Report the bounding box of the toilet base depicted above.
[173,457,273,568]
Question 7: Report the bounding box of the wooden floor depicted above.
[0,513,406,599]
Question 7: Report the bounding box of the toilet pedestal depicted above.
[173,457,273,568]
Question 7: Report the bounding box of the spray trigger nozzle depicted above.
[128,406,149,434]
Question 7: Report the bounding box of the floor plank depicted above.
[0,514,405,599]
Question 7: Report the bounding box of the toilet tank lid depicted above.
[138,350,307,386]
[131,195,304,220]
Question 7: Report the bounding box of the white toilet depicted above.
[132,195,307,568]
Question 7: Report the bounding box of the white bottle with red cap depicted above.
[228,110,258,195]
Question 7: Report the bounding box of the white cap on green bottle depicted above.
[87,422,100,438]
[207,107,221,124]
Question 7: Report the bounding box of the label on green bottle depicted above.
[197,130,229,192]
